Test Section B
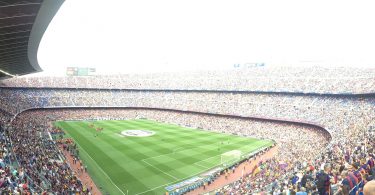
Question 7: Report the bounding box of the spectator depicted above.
[363,180,375,195]
[317,163,333,195]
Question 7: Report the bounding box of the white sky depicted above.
[36,0,375,76]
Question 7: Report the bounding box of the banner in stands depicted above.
[66,67,96,76]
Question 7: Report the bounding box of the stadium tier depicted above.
[0,70,374,194]
[1,67,375,94]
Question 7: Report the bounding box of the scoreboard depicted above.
[66,67,96,76]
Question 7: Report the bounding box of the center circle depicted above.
[121,130,155,137]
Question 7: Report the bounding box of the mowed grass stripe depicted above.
[97,121,208,165]
[56,119,274,195]
[144,139,269,177]
[114,121,223,178]
[95,120,235,161]
[60,121,184,194]
[65,119,268,193]
[59,122,155,193]
[93,121,177,161]
[70,122,178,191]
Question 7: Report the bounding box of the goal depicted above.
[220,150,241,166]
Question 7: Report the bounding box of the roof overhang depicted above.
[0,0,65,79]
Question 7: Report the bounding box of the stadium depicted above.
[1,0,375,195]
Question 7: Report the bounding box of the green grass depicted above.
[54,119,273,195]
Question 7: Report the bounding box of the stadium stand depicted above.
[0,69,374,194]
[1,67,375,93]
[1,0,374,194]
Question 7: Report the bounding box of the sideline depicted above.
[186,145,278,195]
[73,141,126,195]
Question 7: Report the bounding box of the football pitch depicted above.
[54,119,273,195]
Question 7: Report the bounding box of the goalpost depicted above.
[220,150,241,166]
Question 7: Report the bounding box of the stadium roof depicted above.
[0,0,64,79]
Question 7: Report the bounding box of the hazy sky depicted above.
[36,0,375,76]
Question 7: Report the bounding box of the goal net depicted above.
[221,150,241,166]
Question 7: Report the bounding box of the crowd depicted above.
[0,111,90,194]
[0,88,374,144]
[2,107,374,194]
[0,118,34,194]
[1,108,330,194]
[0,69,374,194]
[216,123,375,194]
[0,66,375,94]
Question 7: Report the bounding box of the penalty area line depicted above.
[137,153,228,195]
[142,159,179,180]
